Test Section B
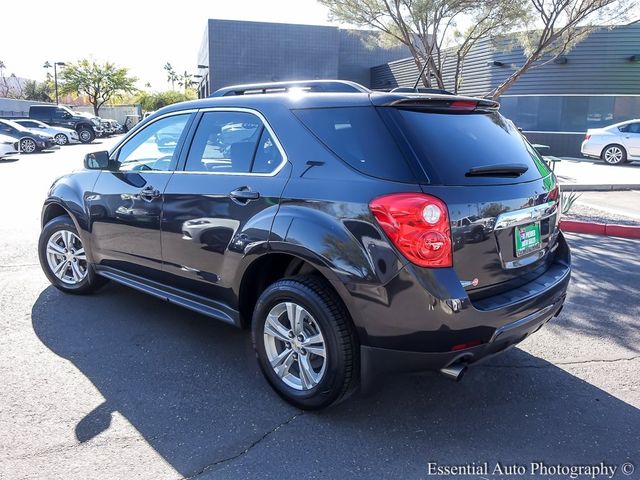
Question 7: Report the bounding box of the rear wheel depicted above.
[602,144,626,165]
[78,128,95,144]
[38,215,106,294]
[19,137,37,153]
[252,275,358,410]
[54,133,68,145]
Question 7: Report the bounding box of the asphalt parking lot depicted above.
[1,143,639,479]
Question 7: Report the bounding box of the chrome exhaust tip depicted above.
[440,363,467,382]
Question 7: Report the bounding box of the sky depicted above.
[1,0,337,90]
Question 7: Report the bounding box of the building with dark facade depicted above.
[196,19,409,98]
[371,23,640,156]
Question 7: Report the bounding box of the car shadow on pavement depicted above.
[31,282,639,478]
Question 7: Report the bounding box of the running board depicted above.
[96,267,240,327]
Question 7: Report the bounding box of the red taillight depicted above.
[451,340,482,351]
[585,133,591,140]
[369,193,452,268]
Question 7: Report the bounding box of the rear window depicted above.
[391,109,550,185]
[293,107,416,182]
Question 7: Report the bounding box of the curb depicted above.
[560,220,640,239]
[559,184,640,192]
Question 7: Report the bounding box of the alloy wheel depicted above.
[79,130,92,143]
[263,301,327,391]
[604,146,623,164]
[20,138,36,153]
[54,133,68,145]
[45,230,88,285]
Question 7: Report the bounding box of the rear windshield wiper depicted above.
[465,163,528,178]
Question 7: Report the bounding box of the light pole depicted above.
[44,61,66,104]
[53,62,66,104]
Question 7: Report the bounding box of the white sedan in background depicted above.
[581,119,640,165]
[13,119,80,146]
[0,133,18,158]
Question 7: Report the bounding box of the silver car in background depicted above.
[0,133,18,158]
[581,119,640,165]
[14,119,80,145]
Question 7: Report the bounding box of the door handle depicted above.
[229,186,260,204]
[139,185,161,201]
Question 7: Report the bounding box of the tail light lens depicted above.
[585,133,591,140]
[369,193,452,268]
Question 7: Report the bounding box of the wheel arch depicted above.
[601,143,627,158]
[236,248,357,333]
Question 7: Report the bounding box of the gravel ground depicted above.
[565,204,639,226]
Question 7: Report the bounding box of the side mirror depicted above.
[84,151,110,170]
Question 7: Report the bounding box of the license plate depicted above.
[515,222,541,257]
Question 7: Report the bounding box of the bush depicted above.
[135,90,196,113]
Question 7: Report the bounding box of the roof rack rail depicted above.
[210,79,370,97]
[391,87,454,95]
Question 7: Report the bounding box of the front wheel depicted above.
[78,128,95,144]
[252,275,358,410]
[19,137,37,153]
[38,215,107,294]
[602,145,627,165]
[54,133,68,145]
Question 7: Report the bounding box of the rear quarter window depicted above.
[390,109,551,186]
[292,107,417,183]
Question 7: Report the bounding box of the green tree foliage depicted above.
[60,60,138,115]
[135,90,196,113]
[23,80,53,102]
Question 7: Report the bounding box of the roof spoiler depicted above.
[380,96,500,112]
[210,80,370,97]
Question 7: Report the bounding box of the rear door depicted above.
[161,109,290,309]
[386,105,559,297]
[621,122,640,157]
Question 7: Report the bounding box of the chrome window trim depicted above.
[109,109,198,164]
[494,201,557,230]
[175,107,288,177]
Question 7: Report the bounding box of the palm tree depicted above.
[164,62,179,91]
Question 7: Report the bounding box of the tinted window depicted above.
[185,111,280,174]
[116,114,191,172]
[392,110,550,186]
[293,107,415,182]
[626,123,640,134]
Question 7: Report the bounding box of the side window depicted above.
[628,123,640,134]
[184,111,281,174]
[116,114,190,172]
[252,129,283,173]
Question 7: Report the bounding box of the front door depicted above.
[161,109,290,311]
[88,112,194,280]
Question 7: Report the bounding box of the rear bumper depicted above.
[356,232,571,387]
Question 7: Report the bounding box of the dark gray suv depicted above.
[38,80,571,409]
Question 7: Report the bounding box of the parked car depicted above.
[100,119,115,136]
[581,119,640,164]
[0,119,56,153]
[29,105,103,143]
[13,119,80,145]
[38,80,570,409]
[0,133,18,158]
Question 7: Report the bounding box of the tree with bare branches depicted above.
[489,0,635,99]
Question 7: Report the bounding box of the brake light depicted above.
[369,193,452,268]
[449,100,477,111]
[585,133,591,140]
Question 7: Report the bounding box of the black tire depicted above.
[19,137,38,154]
[54,133,68,145]
[38,215,107,294]
[78,128,95,144]
[252,275,359,410]
[601,144,627,165]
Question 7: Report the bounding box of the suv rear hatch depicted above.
[380,97,560,299]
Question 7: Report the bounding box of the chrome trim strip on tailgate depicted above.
[494,201,557,230]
